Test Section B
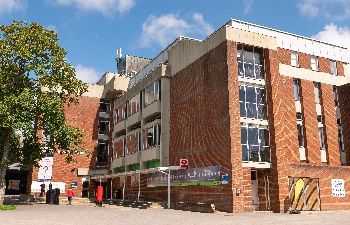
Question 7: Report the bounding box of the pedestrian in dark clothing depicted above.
[40,183,45,197]
[66,187,74,205]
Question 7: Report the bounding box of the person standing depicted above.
[66,187,74,205]
[40,183,45,197]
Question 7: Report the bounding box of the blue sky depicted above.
[1,0,350,83]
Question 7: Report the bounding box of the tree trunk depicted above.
[0,128,12,206]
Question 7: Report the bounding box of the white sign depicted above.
[8,180,20,190]
[38,157,53,181]
[331,179,345,197]
[31,181,66,193]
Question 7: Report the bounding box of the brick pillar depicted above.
[301,80,321,164]
[226,40,253,212]
[320,83,340,165]
[265,49,299,212]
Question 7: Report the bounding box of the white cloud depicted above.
[243,0,254,15]
[54,0,135,16]
[75,64,100,84]
[297,0,350,20]
[0,0,25,14]
[312,23,350,49]
[140,13,214,48]
[313,23,350,74]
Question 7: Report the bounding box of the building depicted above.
[23,19,350,213]
[95,19,350,213]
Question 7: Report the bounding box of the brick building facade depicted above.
[27,19,350,213]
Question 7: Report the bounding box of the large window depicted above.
[114,138,126,158]
[293,79,301,101]
[318,127,326,150]
[241,124,270,162]
[99,100,110,113]
[144,124,161,149]
[330,60,337,75]
[291,51,299,67]
[144,80,160,106]
[126,132,141,155]
[96,142,108,166]
[237,45,264,79]
[239,84,266,119]
[333,86,339,106]
[128,94,140,116]
[98,119,109,134]
[314,82,321,104]
[115,104,127,124]
[311,56,318,71]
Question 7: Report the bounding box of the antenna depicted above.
[116,48,122,60]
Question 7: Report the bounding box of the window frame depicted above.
[239,84,267,120]
[237,45,264,80]
[291,51,299,67]
[311,56,319,71]
[330,60,338,76]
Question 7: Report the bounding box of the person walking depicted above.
[66,187,74,205]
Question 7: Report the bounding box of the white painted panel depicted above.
[320,149,328,163]
[299,147,306,161]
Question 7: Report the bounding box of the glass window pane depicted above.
[244,52,255,64]
[242,145,248,161]
[238,62,244,77]
[260,147,270,162]
[257,104,266,119]
[245,86,256,103]
[244,63,254,78]
[239,86,245,102]
[248,127,258,145]
[254,65,262,79]
[249,145,259,162]
[241,127,247,144]
[256,88,265,104]
[246,103,257,119]
[240,102,246,117]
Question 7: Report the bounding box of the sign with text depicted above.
[38,157,53,181]
[331,179,345,197]
[147,165,221,187]
[180,159,189,169]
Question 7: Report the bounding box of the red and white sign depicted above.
[179,159,189,169]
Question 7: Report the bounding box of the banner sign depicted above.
[147,165,221,187]
[38,157,53,181]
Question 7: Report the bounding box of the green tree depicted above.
[0,21,87,205]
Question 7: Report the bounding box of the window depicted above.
[99,100,110,113]
[314,82,321,104]
[144,124,161,149]
[330,60,337,75]
[291,51,299,67]
[333,86,339,106]
[144,80,160,106]
[98,119,109,134]
[297,124,305,148]
[237,45,264,79]
[115,104,127,123]
[311,56,318,71]
[318,127,326,150]
[293,79,301,101]
[241,124,270,162]
[96,142,108,166]
[126,131,142,154]
[338,126,345,152]
[114,138,126,158]
[127,94,140,116]
[239,84,266,120]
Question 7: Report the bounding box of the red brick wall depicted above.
[318,57,331,73]
[31,96,100,196]
[320,84,340,165]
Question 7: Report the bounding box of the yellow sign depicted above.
[294,179,305,200]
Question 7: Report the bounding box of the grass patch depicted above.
[0,205,16,210]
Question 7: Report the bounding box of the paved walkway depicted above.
[0,204,349,225]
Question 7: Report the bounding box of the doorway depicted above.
[251,170,259,211]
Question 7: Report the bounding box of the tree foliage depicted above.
[0,20,88,168]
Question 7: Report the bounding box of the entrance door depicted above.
[82,181,89,198]
[251,170,259,211]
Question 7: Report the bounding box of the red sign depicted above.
[180,159,189,169]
